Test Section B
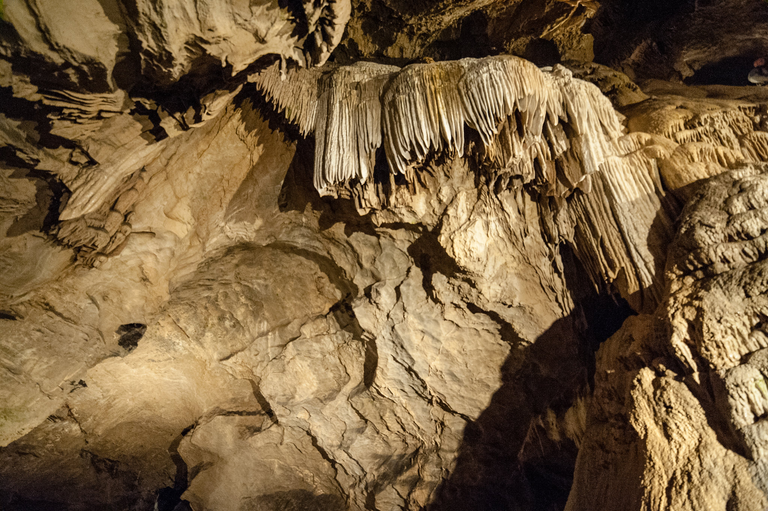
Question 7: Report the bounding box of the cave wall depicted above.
[3,1,768,510]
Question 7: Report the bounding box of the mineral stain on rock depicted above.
[116,323,147,353]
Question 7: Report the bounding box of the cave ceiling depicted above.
[3,0,768,510]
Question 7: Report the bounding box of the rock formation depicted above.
[2,1,768,510]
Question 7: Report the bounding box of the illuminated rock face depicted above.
[1,0,350,90]
[568,165,768,511]
[3,1,768,510]
[254,57,680,311]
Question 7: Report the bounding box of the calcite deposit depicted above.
[3,0,768,510]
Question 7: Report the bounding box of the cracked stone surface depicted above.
[3,1,768,510]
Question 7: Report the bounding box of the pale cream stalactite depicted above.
[314,63,399,193]
[250,62,324,136]
[252,61,398,193]
[383,61,467,176]
[256,55,629,198]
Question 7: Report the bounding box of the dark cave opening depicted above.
[522,38,561,68]
[684,54,763,86]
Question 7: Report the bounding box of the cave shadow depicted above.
[425,315,583,511]
[684,54,764,87]
[426,244,635,511]
[277,136,381,237]
[3,165,70,238]
[243,489,346,511]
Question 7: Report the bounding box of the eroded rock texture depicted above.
[3,0,768,510]
[569,165,768,511]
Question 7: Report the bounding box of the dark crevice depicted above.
[467,303,527,347]
[68,379,87,393]
[6,167,70,237]
[129,101,169,142]
[29,169,69,234]
[6,50,111,93]
[305,428,345,495]
[155,424,194,511]
[249,379,276,421]
[0,146,37,170]
[377,221,423,234]
[407,226,463,302]
[186,462,214,486]
[0,87,74,238]
[371,146,393,198]
[365,490,377,511]
[0,86,78,151]
[559,242,636,389]
[362,333,379,389]
[331,2,403,65]
[129,46,231,93]
[126,55,276,132]
[330,299,378,389]
[277,0,311,40]
[433,396,473,423]
[218,410,263,417]
[755,312,768,332]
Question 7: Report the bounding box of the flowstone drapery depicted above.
[253,56,622,198]
[254,55,676,310]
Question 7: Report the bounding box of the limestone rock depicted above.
[0,0,350,92]
[622,85,768,195]
[5,1,768,510]
[570,165,768,511]
[0,73,621,509]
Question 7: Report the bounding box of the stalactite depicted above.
[254,60,399,193]
[255,55,630,199]
[383,61,468,176]
[250,63,324,136]
[252,55,681,309]
[741,132,768,162]
[314,62,399,193]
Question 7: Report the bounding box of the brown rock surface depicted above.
[569,165,768,511]
[2,1,768,510]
